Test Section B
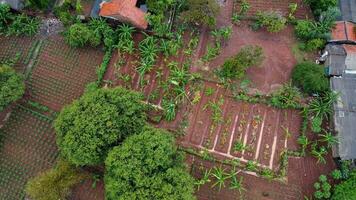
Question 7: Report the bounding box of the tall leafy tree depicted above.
[0,65,25,111]
[105,127,196,200]
[54,87,147,166]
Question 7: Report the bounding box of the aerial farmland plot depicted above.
[0,0,348,199]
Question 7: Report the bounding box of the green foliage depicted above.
[255,11,287,33]
[180,0,220,28]
[27,0,50,10]
[146,0,175,14]
[217,45,264,80]
[0,65,25,111]
[25,159,88,200]
[105,127,196,200]
[304,0,337,16]
[331,171,356,200]
[295,8,339,42]
[331,169,342,180]
[54,87,147,166]
[211,166,229,190]
[313,174,331,199]
[65,23,94,48]
[292,62,329,94]
[269,83,302,109]
[300,38,326,52]
[0,4,39,36]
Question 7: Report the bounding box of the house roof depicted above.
[99,0,148,29]
[331,76,356,160]
[325,44,346,76]
[338,0,356,23]
[331,21,356,41]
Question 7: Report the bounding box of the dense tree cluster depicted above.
[292,62,329,94]
[54,87,147,166]
[105,127,196,200]
[0,65,25,111]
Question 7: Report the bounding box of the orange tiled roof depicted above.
[331,21,356,41]
[99,0,148,29]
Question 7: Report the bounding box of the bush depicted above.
[304,0,337,16]
[146,0,175,14]
[292,62,329,94]
[180,0,220,28]
[0,65,25,111]
[331,171,356,200]
[105,127,196,200]
[54,87,147,166]
[301,38,326,52]
[65,23,98,48]
[270,83,302,109]
[255,11,287,33]
[218,45,264,80]
[0,4,39,36]
[25,159,88,200]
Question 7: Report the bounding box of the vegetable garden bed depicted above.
[27,36,104,111]
[0,105,58,199]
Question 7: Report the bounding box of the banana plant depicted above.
[211,166,229,191]
[318,131,338,148]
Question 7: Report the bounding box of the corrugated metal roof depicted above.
[326,44,346,76]
[331,76,356,159]
[338,0,356,22]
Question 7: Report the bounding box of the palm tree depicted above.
[318,131,338,148]
[229,176,245,194]
[211,166,229,191]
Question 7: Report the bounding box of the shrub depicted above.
[331,171,356,200]
[0,5,39,36]
[54,87,147,166]
[65,23,98,48]
[270,83,302,109]
[255,11,287,33]
[27,0,50,10]
[0,65,25,111]
[218,45,264,80]
[304,0,337,16]
[300,38,326,52]
[105,127,196,200]
[146,0,175,14]
[180,0,220,28]
[313,174,331,199]
[292,62,329,94]
[25,159,88,200]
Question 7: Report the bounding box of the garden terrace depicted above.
[180,81,301,174]
[0,105,58,199]
[27,36,104,111]
[0,36,39,73]
[233,0,311,19]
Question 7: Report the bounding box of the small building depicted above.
[91,0,148,29]
[0,0,23,10]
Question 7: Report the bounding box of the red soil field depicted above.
[27,36,104,111]
[234,0,311,19]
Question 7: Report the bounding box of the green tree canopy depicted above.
[25,159,88,200]
[54,87,147,166]
[180,0,220,28]
[105,127,196,200]
[331,171,356,200]
[0,65,25,111]
[292,62,329,94]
